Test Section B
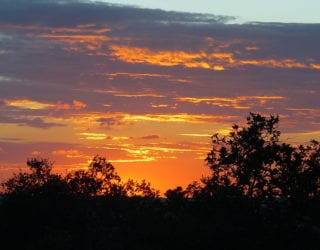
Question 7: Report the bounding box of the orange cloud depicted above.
[122,113,237,124]
[176,95,285,109]
[109,45,320,71]
[112,136,130,141]
[245,46,260,51]
[73,100,87,110]
[80,132,107,140]
[4,98,87,111]
[55,100,87,110]
[180,133,212,137]
[4,99,54,110]
[239,59,308,69]
[151,104,170,108]
[311,64,320,70]
[52,149,84,158]
[65,112,237,136]
[109,45,228,71]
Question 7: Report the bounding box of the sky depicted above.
[0,0,320,193]
[101,0,320,23]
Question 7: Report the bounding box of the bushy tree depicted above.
[1,155,160,198]
[205,113,320,201]
[122,179,160,198]
[1,158,67,196]
[65,155,122,196]
[272,140,320,200]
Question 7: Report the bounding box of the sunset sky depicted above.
[0,0,320,193]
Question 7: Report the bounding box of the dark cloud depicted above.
[23,117,65,128]
[0,99,5,107]
[140,135,160,140]
[97,117,123,128]
[0,0,233,27]
[0,115,65,129]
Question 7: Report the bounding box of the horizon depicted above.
[0,0,319,193]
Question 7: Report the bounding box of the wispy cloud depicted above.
[176,96,285,109]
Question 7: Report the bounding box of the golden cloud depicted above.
[80,132,107,140]
[52,149,84,158]
[122,113,237,123]
[109,45,228,71]
[5,99,54,110]
[176,95,285,109]
[109,45,320,71]
[4,99,87,111]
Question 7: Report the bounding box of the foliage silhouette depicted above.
[65,155,121,196]
[1,155,159,198]
[1,113,320,250]
[1,158,70,197]
[204,112,320,202]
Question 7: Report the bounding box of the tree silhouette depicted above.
[272,140,320,201]
[1,158,68,196]
[2,155,160,199]
[122,179,160,198]
[65,155,121,196]
[205,113,320,201]
[205,113,280,198]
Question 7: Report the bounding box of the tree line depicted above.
[1,113,320,250]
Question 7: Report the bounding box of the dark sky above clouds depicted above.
[0,0,319,192]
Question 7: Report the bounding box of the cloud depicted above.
[109,45,320,71]
[4,99,55,110]
[95,89,165,98]
[0,75,14,81]
[52,149,84,158]
[0,0,233,27]
[23,117,65,128]
[73,100,87,109]
[180,133,212,137]
[0,114,65,128]
[3,98,87,111]
[140,135,160,140]
[0,99,5,107]
[97,117,123,128]
[109,45,234,70]
[176,95,285,109]
[122,113,239,124]
[79,132,107,140]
